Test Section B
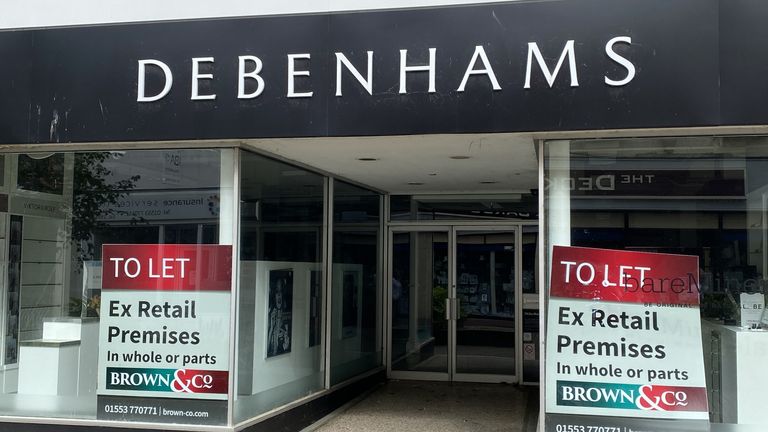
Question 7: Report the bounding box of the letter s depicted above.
[605,36,636,86]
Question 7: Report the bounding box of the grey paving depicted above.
[311,380,536,432]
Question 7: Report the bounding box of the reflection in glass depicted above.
[391,231,449,374]
[390,194,538,221]
[17,153,64,195]
[330,180,382,384]
[0,149,229,422]
[455,231,515,376]
[544,136,768,427]
[235,150,325,422]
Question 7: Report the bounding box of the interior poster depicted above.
[341,271,359,339]
[308,270,322,347]
[97,244,232,425]
[545,246,708,421]
[266,269,293,358]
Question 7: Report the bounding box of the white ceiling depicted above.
[244,133,538,194]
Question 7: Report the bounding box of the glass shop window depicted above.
[235,151,325,422]
[0,149,232,423]
[330,180,382,384]
[544,136,768,429]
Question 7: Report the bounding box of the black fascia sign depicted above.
[0,0,725,143]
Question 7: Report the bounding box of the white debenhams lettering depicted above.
[135,36,635,103]
[110,257,190,278]
[457,45,501,92]
[604,36,636,86]
[137,59,173,102]
[191,57,216,100]
[524,40,578,88]
[399,48,437,94]
[287,53,313,98]
[335,51,374,96]
[238,55,265,99]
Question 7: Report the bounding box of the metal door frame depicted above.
[386,223,525,383]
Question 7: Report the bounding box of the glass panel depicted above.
[391,231,449,374]
[0,149,231,423]
[544,136,768,428]
[522,226,538,294]
[163,223,202,244]
[455,230,516,376]
[521,225,540,383]
[330,180,382,385]
[390,195,538,221]
[235,151,325,422]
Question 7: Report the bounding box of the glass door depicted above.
[389,227,451,380]
[388,225,520,383]
[453,227,518,382]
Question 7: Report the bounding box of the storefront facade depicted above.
[0,0,766,431]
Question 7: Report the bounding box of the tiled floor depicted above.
[309,380,537,432]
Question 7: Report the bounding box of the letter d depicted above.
[137,59,173,102]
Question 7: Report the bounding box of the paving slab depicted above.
[310,380,536,432]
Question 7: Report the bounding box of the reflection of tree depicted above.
[71,153,140,262]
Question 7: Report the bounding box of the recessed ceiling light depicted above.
[480,181,498,184]
[407,182,424,186]
[449,155,471,160]
[357,157,379,161]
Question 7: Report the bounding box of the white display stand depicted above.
[18,340,79,396]
[17,317,99,396]
[702,320,768,425]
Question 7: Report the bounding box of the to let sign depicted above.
[97,244,232,425]
[546,246,708,422]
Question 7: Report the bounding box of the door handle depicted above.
[445,298,451,321]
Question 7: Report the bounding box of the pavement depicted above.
[307,380,538,432]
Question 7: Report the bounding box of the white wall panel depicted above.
[0,0,515,30]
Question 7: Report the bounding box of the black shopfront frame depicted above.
[0,0,768,431]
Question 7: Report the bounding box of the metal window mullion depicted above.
[449,226,456,380]
[323,177,334,389]
[379,194,388,369]
[515,225,523,384]
[537,139,547,432]
[384,195,393,378]
[226,149,241,429]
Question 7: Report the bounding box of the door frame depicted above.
[386,221,535,383]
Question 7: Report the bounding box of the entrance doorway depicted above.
[388,225,532,383]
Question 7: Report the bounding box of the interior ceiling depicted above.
[244,133,538,195]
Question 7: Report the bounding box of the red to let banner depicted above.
[550,246,699,306]
[102,244,232,291]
